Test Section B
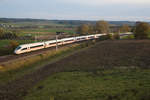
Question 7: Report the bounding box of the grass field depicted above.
[22,29,75,33]
[0,40,150,100]
[4,21,67,27]
[24,69,150,100]
[2,21,76,36]
[19,28,75,36]
[0,40,11,48]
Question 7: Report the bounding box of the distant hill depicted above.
[0,18,49,23]
[0,18,148,26]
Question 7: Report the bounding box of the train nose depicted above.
[14,50,19,54]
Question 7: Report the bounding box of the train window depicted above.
[49,43,56,45]
[21,48,27,51]
[65,39,73,42]
[49,42,62,45]
[89,36,94,38]
[30,45,44,49]
[16,46,21,50]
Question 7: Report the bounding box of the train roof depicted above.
[61,37,75,41]
[17,34,105,48]
[76,36,87,38]
[19,42,45,47]
[45,39,63,43]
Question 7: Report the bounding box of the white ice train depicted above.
[14,34,105,54]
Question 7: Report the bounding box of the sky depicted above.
[0,0,150,21]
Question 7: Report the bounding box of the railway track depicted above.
[0,47,55,63]
[0,40,91,64]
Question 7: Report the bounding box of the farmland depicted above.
[0,40,150,100]
[17,28,75,37]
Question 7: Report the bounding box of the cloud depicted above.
[23,12,150,21]
[0,0,150,21]
[60,0,150,6]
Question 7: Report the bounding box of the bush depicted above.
[9,40,19,49]
[99,33,120,40]
[107,34,113,39]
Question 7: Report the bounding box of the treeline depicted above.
[76,21,131,34]
[77,21,150,39]
[0,18,48,23]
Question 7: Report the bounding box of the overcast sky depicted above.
[0,0,150,21]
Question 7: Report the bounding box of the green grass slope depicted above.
[23,40,150,100]
[24,69,150,100]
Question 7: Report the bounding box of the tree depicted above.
[134,22,150,39]
[120,24,131,33]
[95,21,110,34]
[77,24,89,35]
[88,24,95,34]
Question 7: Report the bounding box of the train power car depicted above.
[14,34,106,54]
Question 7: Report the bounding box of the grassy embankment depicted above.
[22,40,150,100]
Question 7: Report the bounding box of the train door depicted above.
[28,47,31,52]
[44,43,47,48]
